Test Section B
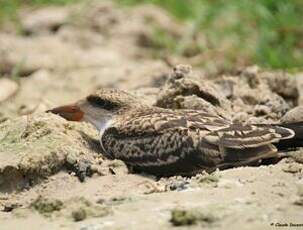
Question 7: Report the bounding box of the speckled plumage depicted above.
[95,94,294,176]
[50,88,301,176]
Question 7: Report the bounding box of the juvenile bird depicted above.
[48,88,303,176]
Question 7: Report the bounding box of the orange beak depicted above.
[47,105,84,121]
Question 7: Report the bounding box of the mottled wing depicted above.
[101,109,228,176]
[203,123,294,149]
[100,109,294,176]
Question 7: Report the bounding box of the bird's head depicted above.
[47,88,142,130]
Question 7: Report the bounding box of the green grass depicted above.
[118,0,303,70]
[0,0,302,70]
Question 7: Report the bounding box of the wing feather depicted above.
[203,123,294,149]
[99,108,292,176]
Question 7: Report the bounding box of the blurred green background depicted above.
[1,0,303,70]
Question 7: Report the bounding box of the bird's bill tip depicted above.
[47,104,84,121]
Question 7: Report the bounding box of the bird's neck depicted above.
[84,113,113,133]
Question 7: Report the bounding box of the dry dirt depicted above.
[0,1,303,229]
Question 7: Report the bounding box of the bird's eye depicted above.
[87,95,119,110]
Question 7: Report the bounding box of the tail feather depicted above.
[222,144,277,166]
[216,122,303,168]
[273,122,303,151]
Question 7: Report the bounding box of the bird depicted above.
[48,88,303,176]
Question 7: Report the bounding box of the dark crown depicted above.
[86,88,140,111]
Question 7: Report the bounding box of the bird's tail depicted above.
[273,122,303,151]
[214,122,302,170]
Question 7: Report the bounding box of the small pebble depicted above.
[282,163,302,174]
[293,198,303,206]
[66,152,77,165]
[72,208,87,222]
[2,202,20,212]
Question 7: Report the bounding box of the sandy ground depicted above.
[0,1,303,229]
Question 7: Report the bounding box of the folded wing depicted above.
[100,109,295,176]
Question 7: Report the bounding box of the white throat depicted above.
[83,113,113,155]
[85,116,112,134]
[98,119,112,137]
[88,118,112,154]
